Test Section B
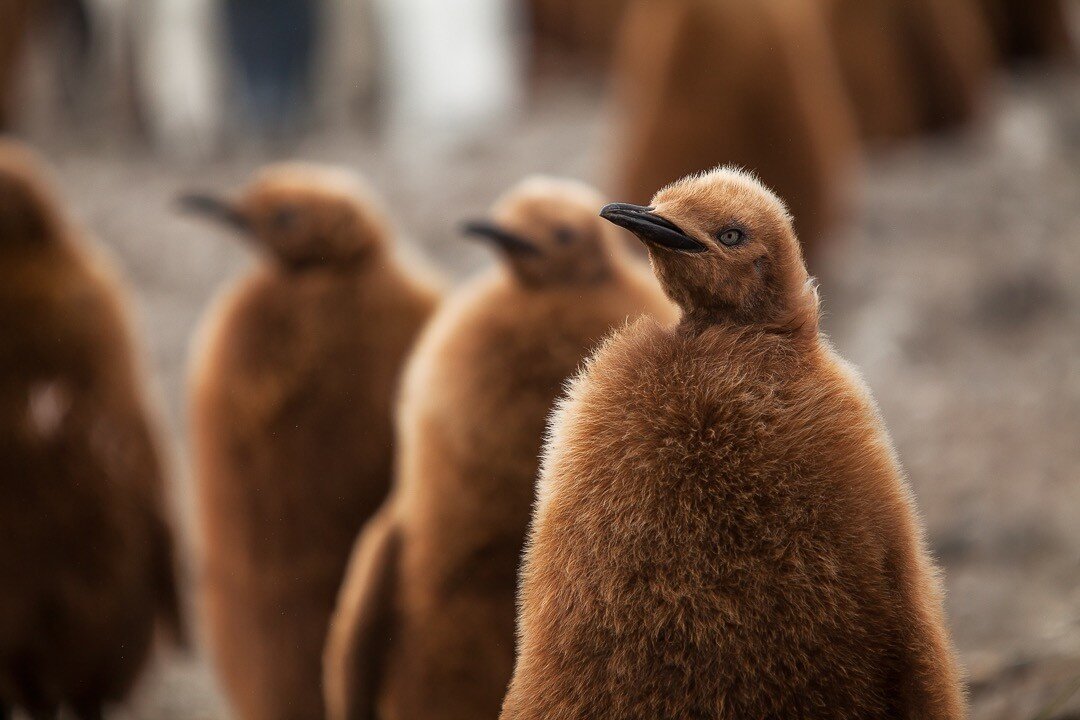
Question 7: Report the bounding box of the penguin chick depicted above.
[500,167,965,720]
[323,177,676,720]
[184,163,440,720]
[0,140,184,719]
[611,0,858,262]
[978,0,1073,61]
[823,0,995,141]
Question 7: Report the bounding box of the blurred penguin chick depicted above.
[323,176,676,720]
[499,167,964,719]
[823,0,995,141]
[611,0,858,263]
[0,140,184,719]
[183,163,440,720]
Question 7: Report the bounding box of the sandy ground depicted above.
[13,62,1080,719]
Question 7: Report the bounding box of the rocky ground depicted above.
[14,60,1080,719]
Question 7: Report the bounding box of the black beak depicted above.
[176,193,249,232]
[462,220,541,256]
[599,203,706,253]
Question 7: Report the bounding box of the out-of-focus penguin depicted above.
[183,163,440,720]
[323,177,676,720]
[0,140,185,720]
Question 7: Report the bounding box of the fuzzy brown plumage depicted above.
[0,140,184,719]
[977,0,1073,61]
[610,0,858,262]
[186,164,440,720]
[528,0,634,66]
[500,167,965,719]
[323,177,676,720]
[823,0,995,141]
[0,0,33,129]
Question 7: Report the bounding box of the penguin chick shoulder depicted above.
[323,176,676,720]
[183,164,440,720]
[499,167,965,720]
[0,140,184,720]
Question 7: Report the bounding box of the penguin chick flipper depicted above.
[885,526,966,719]
[151,511,189,650]
[324,510,401,720]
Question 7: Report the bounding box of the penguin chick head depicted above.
[0,141,63,244]
[179,164,392,270]
[463,176,619,288]
[601,167,819,334]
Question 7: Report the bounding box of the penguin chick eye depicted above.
[717,228,746,247]
[554,226,576,245]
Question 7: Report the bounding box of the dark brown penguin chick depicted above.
[0,140,185,720]
[977,0,1073,61]
[611,0,858,263]
[500,167,965,720]
[183,163,440,720]
[822,0,995,141]
[323,177,676,720]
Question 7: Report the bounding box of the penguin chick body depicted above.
[185,164,440,720]
[323,177,676,720]
[611,0,858,261]
[500,167,965,719]
[0,141,184,719]
[823,0,995,141]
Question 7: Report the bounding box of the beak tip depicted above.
[175,192,248,231]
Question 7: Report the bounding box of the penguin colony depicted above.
[323,177,674,720]
[0,142,184,718]
[500,167,964,719]
[0,1,1070,717]
[183,164,439,720]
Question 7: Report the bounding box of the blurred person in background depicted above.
[222,0,317,136]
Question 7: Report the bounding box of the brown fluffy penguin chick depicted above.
[611,0,858,262]
[0,141,184,719]
[823,0,995,141]
[184,164,440,720]
[323,177,676,720]
[978,0,1073,61]
[500,167,965,720]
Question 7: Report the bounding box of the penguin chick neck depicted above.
[464,176,623,290]
[180,164,392,273]
[602,167,819,337]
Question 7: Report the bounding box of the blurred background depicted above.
[1,0,1078,717]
